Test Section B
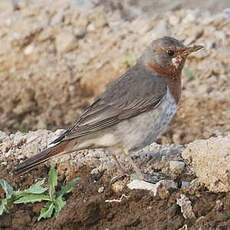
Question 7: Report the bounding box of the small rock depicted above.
[55,30,78,54]
[127,179,177,196]
[178,224,188,230]
[4,150,12,158]
[98,186,104,193]
[12,131,26,146]
[38,27,54,41]
[0,131,7,140]
[24,44,34,55]
[0,139,12,154]
[87,23,95,32]
[181,181,190,188]
[51,10,64,26]
[214,200,223,212]
[74,27,87,39]
[112,180,126,193]
[177,194,195,219]
[169,160,185,175]
[127,179,156,191]
[17,154,25,160]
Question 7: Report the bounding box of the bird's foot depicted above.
[130,171,168,184]
[110,173,130,184]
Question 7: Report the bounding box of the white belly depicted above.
[116,88,177,152]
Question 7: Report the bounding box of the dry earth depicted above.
[0,0,229,145]
[0,0,230,229]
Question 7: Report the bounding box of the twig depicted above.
[105,194,129,203]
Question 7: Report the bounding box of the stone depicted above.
[181,181,190,188]
[55,30,78,54]
[24,44,34,55]
[127,179,177,196]
[182,135,230,193]
[51,10,64,26]
[98,186,104,193]
[111,180,126,193]
[169,160,185,175]
[177,194,195,219]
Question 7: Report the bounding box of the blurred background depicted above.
[0,0,229,144]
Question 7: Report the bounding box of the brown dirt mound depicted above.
[1,161,230,230]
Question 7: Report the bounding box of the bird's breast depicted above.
[115,88,178,152]
[148,62,182,104]
[140,87,178,142]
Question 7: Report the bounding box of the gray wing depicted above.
[52,64,167,143]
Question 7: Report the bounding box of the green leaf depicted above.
[38,202,54,221]
[48,168,57,199]
[124,53,132,67]
[24,179,47,194]
[14,194,51,204]
[0,198,8,215]
[66,178,80,187]
[54,196,66,216]
[0,170,77,220]
[14,190,27,198]
[0,180,14,198]
[48,168,57,189]
[56,178,80,197]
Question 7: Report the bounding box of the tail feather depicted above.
[14,142,68,175]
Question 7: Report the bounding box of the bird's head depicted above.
[139,36,203,78]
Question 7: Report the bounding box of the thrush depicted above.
[14,36,203,179]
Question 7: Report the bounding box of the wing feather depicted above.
[51,64,167,143]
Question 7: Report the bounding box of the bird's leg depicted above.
[110,154,129,184]
[112,154,126,174]
[123,151,145,180]
[124,151,168,183]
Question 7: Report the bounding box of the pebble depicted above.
[169,160,185,175]
[24,45,34,55]
[55,30,78,54]
[127,179,177,196]
[98,186,104,193]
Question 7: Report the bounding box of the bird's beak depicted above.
[182,45,203,56]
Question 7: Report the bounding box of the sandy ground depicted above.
[0,0,230,229]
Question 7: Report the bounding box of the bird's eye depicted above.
[167,50,175,56]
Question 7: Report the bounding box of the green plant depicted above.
[0,168,79,220]
[124,53,132,68]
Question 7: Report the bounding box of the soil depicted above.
[0,0,230,229]
[1,159,230,230]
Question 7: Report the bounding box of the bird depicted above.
[14,36,203,179]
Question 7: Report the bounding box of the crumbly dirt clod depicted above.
[1,131,230,229]
[182,135,230,193]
